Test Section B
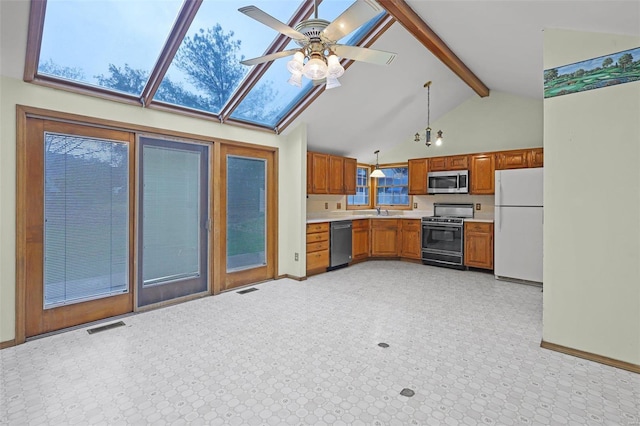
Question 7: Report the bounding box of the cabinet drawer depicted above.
[306,231,328,243]
[370,219,400,229]
[306,240,329,253]
[401,219,421,231]
[306,250,329,270]
[306,222,329,233]
[352,219,369,229]
[465,222,493,233]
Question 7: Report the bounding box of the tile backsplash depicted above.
[307,193,495,219]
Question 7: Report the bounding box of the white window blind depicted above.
[142,144,201,285]
[44,133,129,308]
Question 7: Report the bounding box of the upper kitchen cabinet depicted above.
[408,158,429,195]
[496,148,544,170]
[429,155,469,171]
[328,156,344,194]
[470,154,495,195]
[307,151,357,195]
[528,148,544,168]
[343,157,357,195]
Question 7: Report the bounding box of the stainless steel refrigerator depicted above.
[494,168,543,284]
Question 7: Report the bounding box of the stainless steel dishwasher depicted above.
[329,220,352,270]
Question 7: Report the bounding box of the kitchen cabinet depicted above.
[528,148,544,168]
[306,222,329,275]
[408,158,429,195]
[496,148,544,170]
[307,151,357,195]
[429,155,469,171]
[370,219,400,257]
[464,222,494,270]
[469,153,496,195]
[343,157,357,195]
[399,219,421,259]
[328,156,344,194]
[352,219,370,261]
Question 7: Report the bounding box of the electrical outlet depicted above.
[294,252,299,261]
[324,202,328,209]
[337,202,341,209]
[475,203,481,210]
[413,202,418,209]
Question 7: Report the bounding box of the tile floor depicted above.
[1,261,639,425]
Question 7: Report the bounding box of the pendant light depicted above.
[370,150,385,178]
[414,81,443,147]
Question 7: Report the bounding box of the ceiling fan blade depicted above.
[332,44,397,65]
[239,6,308,42]
[322,0,382,42]
[241,49,299,66]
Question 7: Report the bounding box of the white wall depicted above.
[543,29,640,365]
[381,91,543,164]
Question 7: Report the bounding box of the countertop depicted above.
[307,213,494,224]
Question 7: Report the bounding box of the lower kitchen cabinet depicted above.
[399,219,421,259]
[306,222,329,275]
[352,219,370,261]
[464,222,494,269]
[370,219,400,257]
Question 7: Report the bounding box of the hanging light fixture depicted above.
[414,81,443,147]
[370,150,385,178]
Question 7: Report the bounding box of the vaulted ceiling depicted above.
[17,0,640,163]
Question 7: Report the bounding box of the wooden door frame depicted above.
[215,143,278,293]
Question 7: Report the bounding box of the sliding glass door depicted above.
[137,136,209,307]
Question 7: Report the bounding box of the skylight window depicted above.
[28,0,392,133]
[38,0,183,96]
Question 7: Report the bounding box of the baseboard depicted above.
[277,274,306,281]
[540,340,639,374]
[0,339,16,350]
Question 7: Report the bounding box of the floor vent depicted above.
[237,288,259,295]
[400,388,415,397]
[87,321,126,335]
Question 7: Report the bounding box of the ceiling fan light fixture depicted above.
[288,72,302,87]
[303,53,328,80]
[326,76,341,90]
[286,51,304,74]
[327,53,344,78]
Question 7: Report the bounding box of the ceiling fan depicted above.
[238,0,397,89]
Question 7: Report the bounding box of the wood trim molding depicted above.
[378,0,490,98]
[541,340,640,374]
[140,0,203,106]
[15,106,30,345]
[0,339,17,350]
[23,0,47,82]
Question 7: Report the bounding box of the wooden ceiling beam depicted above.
[378,0,489,97]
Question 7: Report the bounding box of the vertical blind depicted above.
[226,156,266,272]
[44,133,129,308]
[142,144,201,285]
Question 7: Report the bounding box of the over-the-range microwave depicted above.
[427,170,469,194]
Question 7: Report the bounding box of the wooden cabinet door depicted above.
[408,158,429,195]
[328,156,344,194]
[306,152,313,194]
[399,219,421,259]
[470,154,495,195]
[429,156,447,171]
[447,155,469,170]
[528,148,544,168]
[311,152,329,193]
[496,150,528,170]
[343,157,357,195]
[352,219,370,261]
[370,219,400,257]
[464,222,494,269]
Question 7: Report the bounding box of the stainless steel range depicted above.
[421,203,474,269]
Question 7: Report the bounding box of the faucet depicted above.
[376,206,381,216]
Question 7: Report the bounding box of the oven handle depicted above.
[421,224,463,230]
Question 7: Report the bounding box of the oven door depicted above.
[421,222,464,267]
